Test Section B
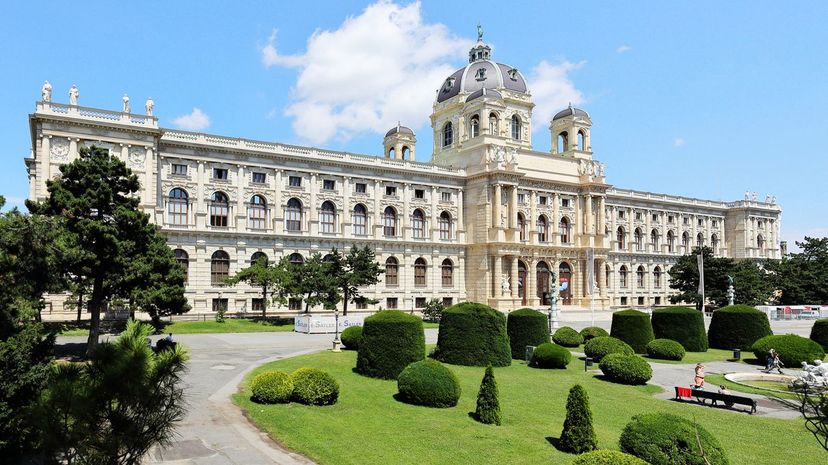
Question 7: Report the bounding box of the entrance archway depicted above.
[537,261,550,305]
[559,262,572,305]
[518,260,527,305]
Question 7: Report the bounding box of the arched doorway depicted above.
[537,261,550,305]
[518,260,527,305]
[559,262,572,305]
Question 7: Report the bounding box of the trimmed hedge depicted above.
[579,326,609,342]
[810,318,828,351]
[356,310,425,379]
[620,413,730,465]
[290,368,339,406]
[340,326,362,350]
[651,306,708,352]
[646,338,686,361]
[599,353,653,385]
[570,451,648,465]
[584,336,634,362]
[707,304,772,350]
[552,326,584,347]
[751,334,826,367]
[433,302,511,367]
[507,308,550,359]
[531,342,572,369]
[397,359,461,408]
[610,309,655,353]
[250,370,293,404]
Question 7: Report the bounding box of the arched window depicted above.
[537,215,548,242]
[401,146,410,160]
[696,233,704,248]
[210,192,229,227]
[288,253,304,266]
[439,211,452,240]
[605,264,611,288]
[617,227,627,250]
[560,217,571,244]
[322,254,334,264]
[211,250,230,285]
[557,132,568,153]
[619,265,628,288]
[388,147,396,159]
[651,229,659,250]
[168,188,188,225]
[285,198,302,232]
[511,114,521,140]
[518,213,526,241]
[682,232,690,250]
[667,231,675,253]
[248,195,267,229]
[442,122,453,148]
[637,265,646,288]
[757,234,765,250]
[414,258,427,287]
[488,112,498,135]
[320,201,336,234]
[470,115,480,138]
[174,249,189,283]
[385,257,398,286]
[412,209,425,239]
[383,207,397,237]
[653,266,662,288]
[634,228,643,251]
[711,234,720,254]
[353,204,367,235]
[577,130,585,151]
[251,251,267,265]
[441,259,453,287]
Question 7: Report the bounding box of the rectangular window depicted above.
[213,168,228,180]
[683,217,689,225]
[415,189,425,199]
[252,172,266,184]
[517,193,525,204]
[212,298,228,313]
[442,297,453,307]
[561,198,570,208]
[698,218,704,227]
[323,179,335,190]
[620,296,628,306]
[654,296,662,305]
[539,196,547,205]
[386,297,398,309]
[172,163,187,176]
[635,212,642,221]
[652,214,659,222]
[385,186,397,197]
[355,182,367,194]
[289,298,302,311]
[441,192,452,202]
[637,296,645,306]
[288,176,302,187]
[712,220,718,228]
[355,298,368,310]
[415,297,426,309]
[668,215,674,223]
[618,210,625,219]
[251,298,265,313]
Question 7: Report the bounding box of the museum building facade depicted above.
[25,38,783,315]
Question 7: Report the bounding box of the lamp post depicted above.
[332,308,342,352]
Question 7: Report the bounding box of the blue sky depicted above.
[1,1,826,247]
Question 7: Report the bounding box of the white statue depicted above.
[751,192,758,201]
[578,159,587,175]
[771,195,777,204]
[122,94,130,113]
[41,80,52,102]
[145,97,154,116]
[501,275,510,295]
[793,360,828,391]
[69,84,79,105]
[765,194,771,204]
[507,147,517,165]
[744,191,750,200]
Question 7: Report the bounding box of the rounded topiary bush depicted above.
[599,353,653,385]
[553,326,584,348]
[433,302,511,367]
[620,413,729,465]
[579,326,609,342]
[646,338,686,361]
[570,450,649,465]
[250,370,293,404]
[507,308,550,359]
[340,325,362,350]
[751,334,825,367]
[707,304,772,350]
[610,309,655,353]
[290,368,339,406]
[584,336,634,362]
[397,359,461,408]
[651,306,708,352]
[356,310,425,379]
[531,342,572,368]
[810,318,828,351]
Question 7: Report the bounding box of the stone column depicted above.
[599,196,606,237]
[627,209,634,251]
[585,193,593,236]
[373,180,382,239]
[457,189,465,233]
[645,209,652,252]
[402,183,410,240]
[69,138,78,161]
[195,161,205,229]
[343,177,351,237]
[236,165,245,230]
[526,259,536,306]
[492,184,502,229]
[274,170,283,231]
[574,193,581,239]
[40,135,51,197]
[597,258,607,297]
[144,146,154,208]
[552,192,560,245]
[510,256,519,299]
[492,254,502,299]
[530,191,538,244]
[309,173,318,234]
[509,186,518,230]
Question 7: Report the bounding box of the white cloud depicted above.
[673,137,686,147]
[260,0,472,144]
[528,60,585,133]
[616,45,632,53]
[173,108,211,131]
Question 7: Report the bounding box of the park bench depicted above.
[674,386,757,414]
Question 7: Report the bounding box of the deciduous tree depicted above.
[326,246,383,315]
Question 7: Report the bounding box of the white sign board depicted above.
[294,314,368,334]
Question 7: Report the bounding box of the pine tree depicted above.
[559,384,597,453]
[475,365,501,425]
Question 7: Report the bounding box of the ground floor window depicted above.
[637,296,645,306]
[212,298,228,313]
[442,297,453,307]
[251,298,265,313]
[415,297,426,309]
[355,298,368,310]
[620,296,628,306]
[654,296,662,305]
[289,298,302,311]
[386,297,398,309]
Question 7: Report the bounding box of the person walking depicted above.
[769,351,784,374]
[694,363,706,389]
[765,348,775,371]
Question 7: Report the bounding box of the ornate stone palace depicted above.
[25,38,782,315]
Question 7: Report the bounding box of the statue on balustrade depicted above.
[41,80,52,102]
[69,84,79,105]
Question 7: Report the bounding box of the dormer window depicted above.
[507,68,519,81]
[442,77,455,93]
[475,68,487,81]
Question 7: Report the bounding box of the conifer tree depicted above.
[474,365,501,425]
[559,384,597,453]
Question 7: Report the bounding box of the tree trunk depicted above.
[86,275,104,356]
[76,291,84,323]
[262,284,267,318]
[343,287,349,316]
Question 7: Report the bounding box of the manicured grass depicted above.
[644,348,739,365]
[422,322,440,329]
[164,318,294,334]
[705,373,799,401]
[233,349,822,465]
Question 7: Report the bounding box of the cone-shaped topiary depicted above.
[579,326,609,342]
[340,325,362,350]
[810,318,828,351]
[570,450,649,465]
[507,308,550,359]
[433,302,511,366]
[651,306,708,352]
[751,334,825,367]
[356,310,425,379]
[610,309,655,353]
[553,326,584,347]
[707,304,772,350]
[559,384,597,454]
[474,365,501,425]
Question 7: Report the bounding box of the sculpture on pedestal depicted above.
[792,360,828,392]
[69,84,79,105]
[501,274,510,296]
[41,80,52,102]
[122,94,130,113]
[145,97,154,116]
[726,275,735,306]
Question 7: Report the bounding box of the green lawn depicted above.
[163,319,295,334]
[233,350,822,465]
[643,348,742,365]
[705,373,799,401]
[422,322,439,329]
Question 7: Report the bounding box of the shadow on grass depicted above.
[54,341,88,361]
[545,437,572,453]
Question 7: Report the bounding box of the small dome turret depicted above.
[383,122,416,161]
